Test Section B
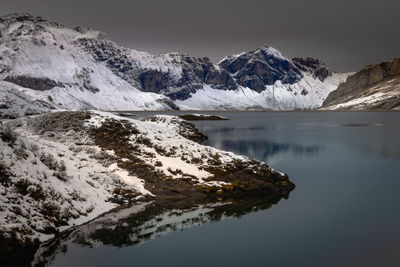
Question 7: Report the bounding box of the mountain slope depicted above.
[0,12,349,116]
[0,13,175,118]
[177,71,348,110]
[322,58,400,110]
[178,52,349,110]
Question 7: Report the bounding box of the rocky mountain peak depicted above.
[218,46,303,92]
[258,45,287,60]
[0,12,101,40]
[0,12,46,23]
[0,12,66,30]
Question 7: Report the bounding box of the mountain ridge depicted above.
[0,12,349,117]
[322,58,400,110]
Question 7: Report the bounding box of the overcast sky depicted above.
[1,0,399,72]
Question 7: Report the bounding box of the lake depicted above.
[44,111,400,267]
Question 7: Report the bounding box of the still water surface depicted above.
[49,112,400,267]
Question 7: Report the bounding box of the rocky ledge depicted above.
[0,111,294,264]
[178,114,229,121]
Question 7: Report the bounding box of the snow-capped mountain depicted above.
[0,12,349,117]
[178,51,349,110]
[0,12,175,117]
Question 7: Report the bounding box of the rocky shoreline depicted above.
[178,114,229,121]
[0,111,294,266]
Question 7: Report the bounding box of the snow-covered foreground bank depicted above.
[0,111,294,262]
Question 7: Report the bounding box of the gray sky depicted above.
[1,0,399,72]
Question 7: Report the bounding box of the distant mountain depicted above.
[180,49,348,110]
[322,58,400,110]
[0,12,349,117]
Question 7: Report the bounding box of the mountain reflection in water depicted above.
[207,139,320,162]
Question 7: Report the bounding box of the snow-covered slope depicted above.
[203,48,350,110]
[177,73,349,110]
[0,13,173,118]
[0,12,350,116]
[0,111,294,246]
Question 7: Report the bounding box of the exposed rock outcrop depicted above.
[322,58,400,110]
[179,114,229,121]
[78,38,237,100]
[219,46,303,92]
[4,76,62,91]
[292,57,331,82]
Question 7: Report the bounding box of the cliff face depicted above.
[218,47,303,93]
[323,58,400,110]
[79,37,238,100]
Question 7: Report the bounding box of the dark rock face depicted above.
[323,58,400,107]
[292,57,331,81]
[195,57,237,90]
[155,99,180,110]
[73,68,99,93]
[179,114,229,121]
[139,70,169,93]
[4,76,62,91]
[219,46,303,92]
[77,38,237,100]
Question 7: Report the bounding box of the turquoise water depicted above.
[48,112,400,267]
